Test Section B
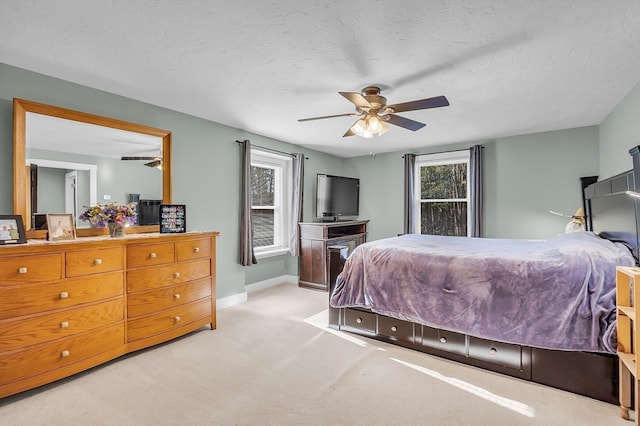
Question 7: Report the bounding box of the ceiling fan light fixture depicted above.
[300,86,448,138]
[350,114,387,138]
[367,115,381,131]
[351,118,367,136]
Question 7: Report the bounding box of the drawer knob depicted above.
[174,316,181,322]
[490,347,498,355]
[60,321,69,329]
[61,350,70,358]
[440,337,447,344]
[391,326,398,332]
[93,258,102,265]
[59,291,69,299]
[18,266,28,274]
[173,272,181,278]
[193,247,200,253]
[149,252,157,258]
[174,293,181,300]
[356,317,362,324]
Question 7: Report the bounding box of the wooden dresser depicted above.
[0,231,218,398]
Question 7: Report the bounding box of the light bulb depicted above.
[368,115,381,131]
[362,129,373,138]
[352,119,366,136]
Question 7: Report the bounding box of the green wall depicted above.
[0,63,345,299]
[2,62,639,301]
[599,81,640,178]
[346,126,600,241]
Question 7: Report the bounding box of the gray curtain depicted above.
[403,153,416,234]
[289,153,304,256]
[469,144,483,237]
[240,139,256,266]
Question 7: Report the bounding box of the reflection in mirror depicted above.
[13,99,172,236]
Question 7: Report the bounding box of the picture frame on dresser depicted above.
[0,215,27,244]
[45,213,76,241]
[160,204,186,233]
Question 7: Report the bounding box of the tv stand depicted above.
[298,220,368,291]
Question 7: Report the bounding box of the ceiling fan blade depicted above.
[121,156,159,161]
[343,127,356,137]
[298,113,357,122]
[339,91,372,109]
[145,159,162,168]
[385,114,426,131]
[387,95,449,113]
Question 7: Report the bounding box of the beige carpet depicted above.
[0,282,631,426]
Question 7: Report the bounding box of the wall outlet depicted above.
[103,195,111,200]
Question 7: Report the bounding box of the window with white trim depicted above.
[250,150,292,258]
[414,150,470,236]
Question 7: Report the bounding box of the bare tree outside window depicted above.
[419,163,468,236]
[251,165,275,247]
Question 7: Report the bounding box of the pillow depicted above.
[598,231,639,263]
[597,230,638,249]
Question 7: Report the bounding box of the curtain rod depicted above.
[236,140,309,160]
[401,145,483,158]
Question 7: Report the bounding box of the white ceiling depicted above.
[1,0,639,158]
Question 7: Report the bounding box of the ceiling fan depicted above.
[121,156,162,168]
[298,86,449,138]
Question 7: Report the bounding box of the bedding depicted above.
[330,231,635,353]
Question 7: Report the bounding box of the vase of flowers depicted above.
[79,202,138,237]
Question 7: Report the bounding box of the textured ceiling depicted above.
[1,0,639,158]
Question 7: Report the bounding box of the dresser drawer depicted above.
[421,325,467,356]
[0,271,123,319]
[176,238,211,262]
[0,323,124,385]
[127,259,211,292]
[127,243,175,268]
[0,254,63,284]
[127,298,211,342]
[0,299,124,351]
[127,278,212,318]
[66,247,124,277]
[468,336,523,370]
[343,309,376,334]
[377,315,416,344]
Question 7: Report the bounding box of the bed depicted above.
[327,158,640,404]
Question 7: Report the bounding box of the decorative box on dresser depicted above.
[0,231,218,398]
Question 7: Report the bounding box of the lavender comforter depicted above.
[330,231,635,353]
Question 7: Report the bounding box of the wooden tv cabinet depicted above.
[298,220,368,291]
[0,231,218,398]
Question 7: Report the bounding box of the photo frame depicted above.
[46,213,76,241]
[0,215,27,245]
[160,204,186,233]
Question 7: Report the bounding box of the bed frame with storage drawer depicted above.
[0,231,218,398]
[326,150,640,405]
[328,245,619,405]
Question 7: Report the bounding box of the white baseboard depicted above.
[246,274,298,293]
[216,292,247,310]
[217,275,299,310]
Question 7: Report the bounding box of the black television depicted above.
[316,174,360,221]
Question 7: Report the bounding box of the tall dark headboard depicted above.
[583,146,640,262]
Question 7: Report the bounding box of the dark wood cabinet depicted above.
[298,220,368,291]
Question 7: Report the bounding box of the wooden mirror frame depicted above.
[13,98,172,238]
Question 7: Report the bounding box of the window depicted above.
[250,150,292,258]
[414,150,470,236]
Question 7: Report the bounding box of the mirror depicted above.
[13,98,172,236]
